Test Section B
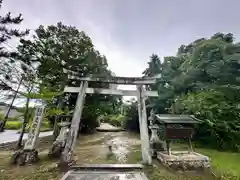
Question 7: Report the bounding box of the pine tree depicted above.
[0,0,29,57]
[0,0,29,132]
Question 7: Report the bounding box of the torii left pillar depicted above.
[60,81,88,166]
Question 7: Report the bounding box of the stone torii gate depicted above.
[60,76,159,166]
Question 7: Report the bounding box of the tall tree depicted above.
[0,0,29,57]
[0,0,29,131]
[0,0,29,87]
[16,22,120,133]
[143,32,240,150]
[16,64,35,148]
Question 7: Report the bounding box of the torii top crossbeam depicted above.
[68,75,157,85]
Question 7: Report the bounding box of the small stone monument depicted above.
[48,121,71,158]
[10,106,45,166]
[151,114,210,170]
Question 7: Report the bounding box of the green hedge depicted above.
[176,90,240,151]
[4,120,52,132]
[5,121,22,130]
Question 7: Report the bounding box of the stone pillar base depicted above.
[58,152,76,171]
[48,141,64,159]
[10,149,39,166]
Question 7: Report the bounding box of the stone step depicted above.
[70,164,144,171]
[61,164,148,180]
[61,171,149,180]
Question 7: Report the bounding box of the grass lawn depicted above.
[197,148,240,177]
[127,147,240,180]
[0,134,240,180]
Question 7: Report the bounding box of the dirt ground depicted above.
[0,132,236,180]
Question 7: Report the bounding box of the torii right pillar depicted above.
[137,85,152,165]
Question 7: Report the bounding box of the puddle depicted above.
[75,132,140,164]
[105,132,141,163]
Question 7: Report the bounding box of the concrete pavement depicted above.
[0,130,53,144]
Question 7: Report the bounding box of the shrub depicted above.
[5,121,22,130]
[5,119,53,132]
[176,90,240,151]
[122,101,140,132]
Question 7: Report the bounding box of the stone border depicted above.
[157,151,211,170]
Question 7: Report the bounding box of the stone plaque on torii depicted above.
[59,75,159,167]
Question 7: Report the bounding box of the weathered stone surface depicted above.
[10,107,45,166]
[24,106,45,150]
[137,85,151,165]
[68,75,157,85]
[149,125,165,158]
[70,164,144,171]
[10,149,39,166]
[157,151,210,170]
[64,87,158,97]
[48,141,63,158]
[61,171,148,180]
[61,164,147,180]
[60,81,87,168]
[48,122,70,159]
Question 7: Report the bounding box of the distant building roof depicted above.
[155,114,201,124]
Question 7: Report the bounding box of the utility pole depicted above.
[0,76,23,132]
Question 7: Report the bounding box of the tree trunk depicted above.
[16,96,30,149]
[0,77,23,132]
[53,96,64,139]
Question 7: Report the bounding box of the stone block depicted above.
[10,149,39,166]
[157,151,210,170]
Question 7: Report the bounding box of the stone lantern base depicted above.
[157,151,210,170]
[48,122,71,159]
[10,149,39,166]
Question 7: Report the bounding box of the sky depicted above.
[2,0,240,105]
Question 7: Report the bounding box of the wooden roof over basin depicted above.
[155,114,201,124]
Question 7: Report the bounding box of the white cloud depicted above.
[2,0,146,106]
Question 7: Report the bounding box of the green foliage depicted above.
[197,147,240,177]
[5,121,22,130]
[123,100,140,132]
[142,32,240,151]
[17,22,109,91]
[0,0,29,99]
[4,119,52,131]
[0,0,29,57]
[15,22,122,133]
[176,90,240,150]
